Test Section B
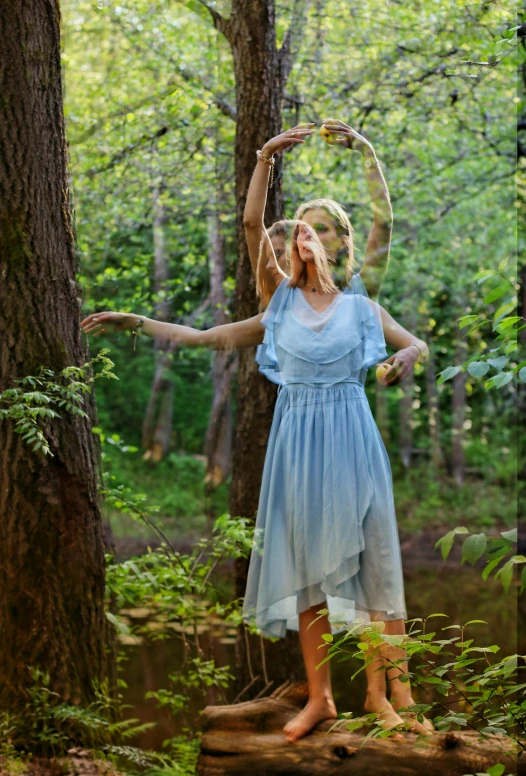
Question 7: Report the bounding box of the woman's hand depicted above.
[321,119,372,154]
[81,311,138,337]
[381,347,419,386]
[262,123,315,157]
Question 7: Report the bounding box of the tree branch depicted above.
[278,0,313,84]
[196,0,233,44]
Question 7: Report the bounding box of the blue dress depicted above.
[242,275,408,639]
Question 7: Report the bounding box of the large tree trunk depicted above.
[206,0,303,697]
[142,180,175,461]
[0,1,108,712]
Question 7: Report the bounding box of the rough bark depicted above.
[0,1,108,711]
[142,181,175,461]
[205,0,304,696]
[196,683,522,776]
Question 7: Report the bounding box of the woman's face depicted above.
[271,234,288,271]
[265,238,287,282]
[300,208,345,260]
[295,223,316,263]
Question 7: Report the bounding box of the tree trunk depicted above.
[425,348,446,470]
[142,181,175,461]
[398,371,415,470]
[0,1,108,712]
[451,338,468,485]
[203,172,233,490]
[207,0,303,696]
[196,683,521,776]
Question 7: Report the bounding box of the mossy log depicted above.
[197,682,522,776]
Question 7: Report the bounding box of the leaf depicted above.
[435,527,469,561]
[519,367,526,383]
[494,560,514,593]
[487,765,506,776]
[105,611,131,636]
[492,372,513,389]
[483,284,511,305]
[438,366,462,384]
[467,361,489,378]
[461,533,487,566]
[458,314,479,329]
[487,356,509,370]
[475,269,498,283]
[500,528,517,543]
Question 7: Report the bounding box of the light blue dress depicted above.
[242,274,407,639]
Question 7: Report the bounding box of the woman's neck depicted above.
[304,264,321,288]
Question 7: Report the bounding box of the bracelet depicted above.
[409,343,427,363]
[363,156,380,169]
[256,149,275,189]
[131,317,144,351]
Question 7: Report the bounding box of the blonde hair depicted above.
[294,198,359,284]
[256,219,337,309]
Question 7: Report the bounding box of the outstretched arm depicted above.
[243,124,314,288]
[321,120,393,301]
[81,311,265,350]
[376,303,429,386]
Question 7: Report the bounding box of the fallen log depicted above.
[197,682,522,776]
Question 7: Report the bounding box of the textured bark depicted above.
[425,348,446,470]
[206,0,303,696]
[196,682,522,776]
[0,1,108,711]
[142,182,175,461]
[451,339,468,486]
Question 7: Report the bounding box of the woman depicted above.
[81,221,432,742]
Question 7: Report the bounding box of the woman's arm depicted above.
[377,304,429,386]
[322,119,393,301]
[81,311,265,350]
[243,124,314,283]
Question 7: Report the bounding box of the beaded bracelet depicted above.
[256,149,275,189]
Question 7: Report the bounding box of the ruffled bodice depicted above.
[256,274,387,387]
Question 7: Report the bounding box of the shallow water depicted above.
[119,552,518,751]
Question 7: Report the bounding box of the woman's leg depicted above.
[380,618,434,734]
[362,617,406,732]
[283,601,337,742]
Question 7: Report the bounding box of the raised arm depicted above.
[81,311,265,351]
[243,124,315,284]
[321,120,393,301]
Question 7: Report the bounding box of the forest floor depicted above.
[0,752,123,776]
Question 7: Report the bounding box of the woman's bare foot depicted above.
[283,696,337,743]
[390,695,434,735]
[364,693,405,735]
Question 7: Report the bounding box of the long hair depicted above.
[294,198,359,284]
[256,219,338,309]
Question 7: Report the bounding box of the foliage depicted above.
[0,350,116,456]
[439,262,522,391]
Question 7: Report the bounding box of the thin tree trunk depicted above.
[0,1,108,712]
[203,171,233,490]
[451,339,468,485]
[142,180,175,461]
[398,370,415,470]
[425,348,446,470]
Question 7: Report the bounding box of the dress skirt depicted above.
[242,379,407,639]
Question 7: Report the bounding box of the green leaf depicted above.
[105,611,131,636]
[475,270,498,283]
[483,284,511,305]
[492,372,513,389]
[519,367,526,383]
[467,361,489,378]
[438,366,462,384]
[458,314,479,329]
[501,528,517,543]
[461,533,487,565]
[487,356,509,370]
[487,765,506,776]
